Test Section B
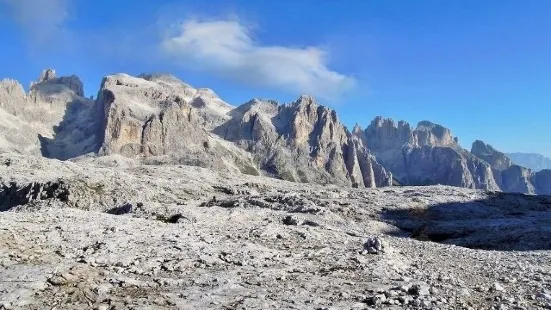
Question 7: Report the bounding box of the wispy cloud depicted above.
[161,19,355,100]
[0,0,70,46]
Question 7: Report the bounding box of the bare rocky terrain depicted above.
[1,69,551,309]
[1,153,550,310]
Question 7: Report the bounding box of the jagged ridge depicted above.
[0,69,549,194]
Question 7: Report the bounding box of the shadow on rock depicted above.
[39,98,102,160]
[0,181,70,211]
[381,191,551,251]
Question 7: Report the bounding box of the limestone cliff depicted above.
[533,169,551,195]
[471,140,512,171]
[1,69,549,193]
[362,117,499,190]
[469,140,551,195]
[216,96,392,187]
[96,73,259,174]
[470,140,534,193]
[0,69,98,158]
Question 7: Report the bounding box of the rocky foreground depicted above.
[0,153,550,310]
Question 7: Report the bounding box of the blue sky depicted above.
[1,0,550,157]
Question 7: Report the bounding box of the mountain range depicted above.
[505,152,551,172]
[1,69,549,195]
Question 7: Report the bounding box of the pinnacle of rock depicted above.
[38,68,56,82]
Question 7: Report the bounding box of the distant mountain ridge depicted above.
[0,69,549,194]
[354,118,499,190]
[505,152,551,172]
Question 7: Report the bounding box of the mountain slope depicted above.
[469,140,551,195]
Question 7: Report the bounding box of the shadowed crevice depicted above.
[38,98,102,160]
[380,191,551,251]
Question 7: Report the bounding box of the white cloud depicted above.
[161,19,355,99]
[1,0,69,46]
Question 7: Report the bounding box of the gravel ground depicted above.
[0,153,550,309]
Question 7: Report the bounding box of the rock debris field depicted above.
[0,153,550,310]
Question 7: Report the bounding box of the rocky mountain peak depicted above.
[472,140,498,156]
[236,98,279,116]
[471,140,512,171]
[370,116,394,128]
[364,116,413,151]
[0,79,26,98]
[215,94,392,188]
[195,88,221,101]
[416,120,437,128]
[414,120,457,147]
[362,116,499,190]
[352,123,363,135]
[1,69,548,195]
[286,95,342,146]
[38,68,57,83]
[0,79,27,121]
[294,95,316,106]
[30,68,84,97]
[138,73,188,86]
[469,140,536,193]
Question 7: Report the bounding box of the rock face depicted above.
[96,73,258,174]
[94,74,390,186]
[469,140,551,195]
[216,96,392,187]
[0,69,98,158]
[533,169,551,195]
[470,140,535,194]
[471,140,512,171]
[31,68,85,97]
[499,165,535,194]
[1,70,391,187]
[362,117,499,190]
